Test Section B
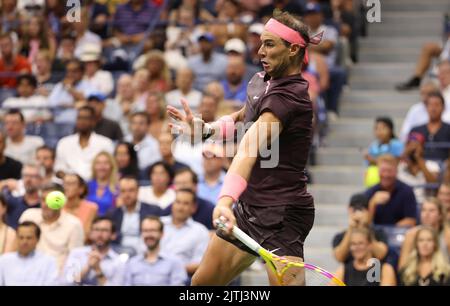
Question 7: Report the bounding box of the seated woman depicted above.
[87,152,119,216]
[399,198,448,269]
[63,173,98,235]
[399,226,450,286]
[0,194,16,254]
[138,161,175,209]
[115,142,139,179]
[335,227,397,286]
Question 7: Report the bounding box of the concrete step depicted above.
[341,90,418,105]
[309,166,366,185]
[350,73,418,90]
[329,118,403,134]
[376,11,445,23]
[359,52,422,63]
[350,63,415,78]
[306,226,340,249]
[304,247,340,274]
[315,204,348,227]
[324,133,370,148]
[360,36,441,49]
[380,1,450,12]
[316,147,365,166]
[310,184,365,204]
[340,103,411,118]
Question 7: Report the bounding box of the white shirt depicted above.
[160,216,209,266]
[138,186,176,209]
[125,135,161,171]
[55,132,114,181]
[165,89,202,113]
[173,139,204,177]
[84,70,114,96]
[397,160,440,204]
[0,251,58,286]
[5,135,44,164]
[2,95,51,122]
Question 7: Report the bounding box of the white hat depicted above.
[224,38,246,54]
[79,43,102,62]
[248,23,264,35]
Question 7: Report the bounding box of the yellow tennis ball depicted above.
[45,191,67,210]
[365,165,380,188]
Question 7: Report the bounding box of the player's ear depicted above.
[289,44,302,57]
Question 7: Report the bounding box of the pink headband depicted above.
[264,18,323,67]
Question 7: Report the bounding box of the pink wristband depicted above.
[219,172,248,202]
[218,115,235,140]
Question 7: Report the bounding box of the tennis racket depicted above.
[216,220,345,286]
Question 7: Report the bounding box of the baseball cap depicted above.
[349,193,369,210]
[249,23,264,35]
[304,2,322,14]
[79,43,102,62]
[224,38,246,54]
[198,32,215,43]
[87,92,107,102]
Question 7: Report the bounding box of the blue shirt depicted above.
[123,253,187,286]
[63,246,126,286]
[113,2,156,35]
[0,251,58,286]
[365,180,417,225]
[87,180,117,216]
[222,79,248,104]
[368,138,404,160]
[188,53,228,91]
[197,172,226,205]
[3,190,40,229]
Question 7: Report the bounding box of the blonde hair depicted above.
[146,50,171,85]
[401,226,450,285]
[91,151,118,194]
[377,153,399,167]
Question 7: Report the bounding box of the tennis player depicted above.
[167,11,321,286]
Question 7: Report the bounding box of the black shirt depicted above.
[344,261,380,286]
[240,72,313,207]
[0,156,22,180]
[410,123,450,161]
[398,271,450,286]
[3,191,40,229]
[95,118,123,142]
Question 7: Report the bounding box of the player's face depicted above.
[258,31,292,79]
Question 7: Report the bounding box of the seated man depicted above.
[3,109,44,165]
[108,176,161,255]
[1,74,51,123]
[198,144,226,205]
[160,189,210,277]
[162,167,215,230]
[1,163,42,229]
[332,193,388,263]
[19,184,85,270]
[410,91,450,162]
[365,154,417,227]
[0,221,58,285]
[87,93,123,142]
[124,216,187,286]
[63,217,125,286]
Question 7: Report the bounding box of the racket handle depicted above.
[232,225,261,254]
